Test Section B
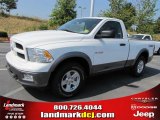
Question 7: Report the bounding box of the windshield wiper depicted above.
[59,29,76,33]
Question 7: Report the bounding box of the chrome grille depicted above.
[13,42,25,60]
[17,52,25,59]
[15,43,23,50]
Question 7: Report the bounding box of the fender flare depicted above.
[49,52,92,74]
[133,48,149,65]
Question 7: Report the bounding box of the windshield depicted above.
[58,18,102,34]
[129,35,144,40]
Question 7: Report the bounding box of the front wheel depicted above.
[51,62,86,98]
[131,56,146,77]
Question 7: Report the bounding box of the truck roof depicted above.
[77,17,122,22]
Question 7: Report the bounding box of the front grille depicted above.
[17,53,25,59]
[15,43,23,50]
[13,42,26,60]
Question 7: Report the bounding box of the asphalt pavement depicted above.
[0,43,160,102]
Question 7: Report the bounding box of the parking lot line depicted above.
[0,68,7,71]
[3,87,24,97]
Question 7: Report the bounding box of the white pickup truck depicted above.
[129,34,160,55]
[6,17,154,97]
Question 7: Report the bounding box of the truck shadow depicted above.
[24,66,160,102]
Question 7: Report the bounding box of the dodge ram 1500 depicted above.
[6,17,154,97]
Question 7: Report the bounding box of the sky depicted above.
[11,0,160,20]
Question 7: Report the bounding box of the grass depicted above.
[153,34,160,41]
[0,15,47,34]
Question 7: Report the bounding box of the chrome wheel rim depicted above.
[61,70,80,92]
[137,60,144,74]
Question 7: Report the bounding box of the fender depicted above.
[125,48,149,67]
[49,52,92,74]
[133,48,149,65]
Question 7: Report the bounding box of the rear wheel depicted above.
[131,56,146,77]
[51,62,86,97]
[157,49,160,55]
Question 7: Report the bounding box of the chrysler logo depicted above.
[131,98,158,103]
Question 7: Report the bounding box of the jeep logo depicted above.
[133,111,154,118]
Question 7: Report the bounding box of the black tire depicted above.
[131,56,146,77]
[157,49,160,55]
[50,62,86,98]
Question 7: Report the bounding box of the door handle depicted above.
[120,43,126,46]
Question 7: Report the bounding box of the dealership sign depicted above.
[0,84,160,120]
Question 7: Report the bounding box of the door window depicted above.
[98,21,123,38]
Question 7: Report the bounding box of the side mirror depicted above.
[95,30,115,38]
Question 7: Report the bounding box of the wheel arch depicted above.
[49,52,92,77]
[134,49,149,65]
[157,48,160,55]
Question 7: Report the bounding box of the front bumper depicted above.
[6,63,50,87]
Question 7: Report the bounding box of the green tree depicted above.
[154,17,160,34]
[5,0,18,14]
[0,0,5,14]
[102,0,126,17]
[0,0,18,14]
[119,3,136,29]
[108,0,126,13]
[136,0,157,33]
[49,0,76,27]
[137,22,155,34]
[101,0,136,29]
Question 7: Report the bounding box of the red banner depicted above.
[0,84,160,120]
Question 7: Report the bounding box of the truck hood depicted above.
[12,30,85,47]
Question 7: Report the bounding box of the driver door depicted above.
[93,21,129,72]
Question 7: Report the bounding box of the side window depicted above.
[144,36,151,40]
[99,21,123,39]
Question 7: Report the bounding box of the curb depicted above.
[0,41,9,43]
[0,38,10,43]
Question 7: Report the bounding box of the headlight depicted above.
[10,39,14,51]
[27,48,53,63]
